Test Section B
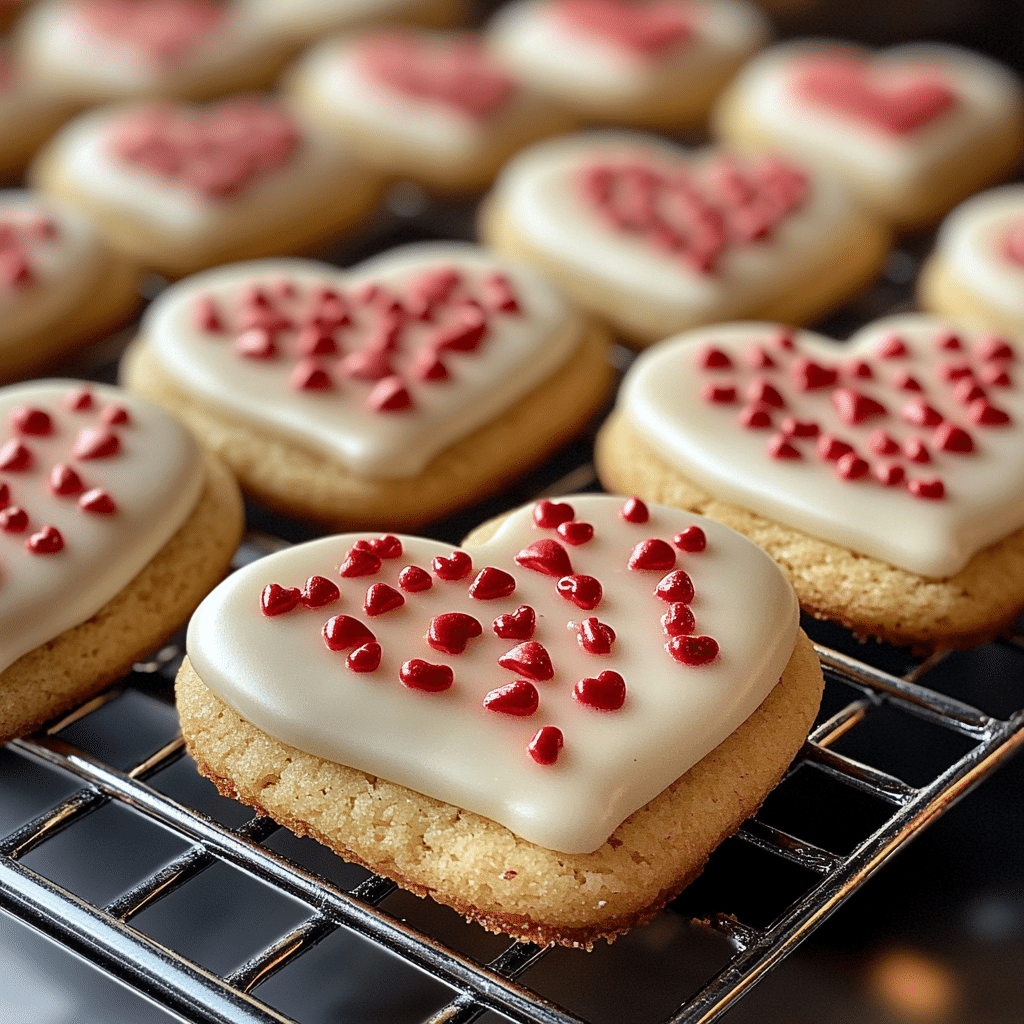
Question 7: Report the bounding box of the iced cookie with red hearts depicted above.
[487,0,770,132]
[713,40,1024,230]
[0,190,141,383]
[479,131,889,348]
[29,94,384,278]
[285,27,574,194]
[917,185,1024,337]
[176,493,823,946]
[596,315,1024,648]
[120,243,613,528]
[0,379,243,743]
[14,0,294,105]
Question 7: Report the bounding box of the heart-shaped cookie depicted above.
[0,379,205,676]
[918,184,1024,336]
[29,96,383,276]
[185,494,799,855]
[122,242,610,526]
[713,41,1024,228]
[479,131,889,346]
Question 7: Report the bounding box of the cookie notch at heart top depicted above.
[178,493,823,946]
[598,314,1024,647]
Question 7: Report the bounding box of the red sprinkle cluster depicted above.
[553,0,692,56]
[0,214,59,291]
[75,0,225,64]
[192,264,522,415]
[697,327,1016,499]
[107,96,301,199]
[1,389,126,559]
[257,498,718,768]
[355,29,516,120]
[792,55,956,135]
[579,154,808,274]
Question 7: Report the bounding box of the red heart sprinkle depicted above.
[398,565,432,592]
[655,570,695,604]
[400,659,454,692]
[557,574,603,609]
[573,671,626,711]
[528,725,563,765]
[939,361,973,382]
[483,679,539,716]
[533,499,575,528]
[195,294,223,331]
[902,399,943,427]
[792,358,838,390]
[628,538,676,571]
[469,566,517,600]
[73,428,120,460]
[50,464,84,496]
[364,582,405,616]
[296,327,338,357]
[0,482,8,508]
[739,405,773,429]
[323,614,376,651]
[26,525,63,554]
[339,545,382,577]
[703,383,737,403]
[908,478,945,500]
[835,452,869,480]
[0,439,33,471]
[432,550,472,580]
[699,347,732,369]
[261,583,301,616]
[342,347,393,381]
[101,405,131,426]
[514,538,573,577]
[301,575,340,608]
[933,423,974,453]
[976,335,1014,361]
[904,438,930,463]
[832,388,887,425]
[483,273,519,314]
[79,489,118,514]
[936,331,962,351]
[10,406,52,435]
[413,350,449,381]
[492,605,536,640]
[368,534,403,558]
[867,429,900,455]
[873,333,907,358]
[846,360,874,380]
[576,616,615,654]
[498,641,553,680]
[952,380,986,405]
[234,328,277,359]
[876,463,906,487]
[432,314,487,353]
[747,379,785,408]
[65,387,94,411]
[666,634,719,665]
[0,506,28,532]
[673,525,706,552]
[817,434,853,462]
[347,642,382,672]
[557,520,594,545]
[427,611,482,654]
[767,434,801,459]
[620,497,649,523]
[894,372,922,391]
[661,602,696,636]
[291,359,333,391]
[968,398,1011,425]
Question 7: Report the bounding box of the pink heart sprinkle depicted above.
[26,525,64,554]
[50,464,85,496]
[79,488,118,514]
[10,406,52,435]
[72,428,120,460]
[0,439,33,471]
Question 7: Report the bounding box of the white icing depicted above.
[15,0,273,99]
[0,379,205,673]
[37,102,364,239]
[142,243,585,478]
[487,131,865,329]
[488,0,769,109]
[721,40,1023,193]
[620,315,1024,578]
[186,494,799,854]
[0,191,107,353]
[933,185,1024,321]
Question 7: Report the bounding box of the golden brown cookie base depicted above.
[478,197,890,349]
[0,452,243,743]
[0,247,141,384]
[176,628,822,948]
[916,254,1024,336]
[596,409,1024,649]
[120,322,614,531]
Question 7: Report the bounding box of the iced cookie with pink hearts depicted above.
[487,0,770,131]
[713,40,1024,229]
[14,0,294,105]
[285,27,574,193]
[176,493,823,946]
[0,190,141,383]
[596,315,1024,648]
[120,243,613,528]
[29,94,384,278]
[917,185,1024,337]
[0,379,243,743]
[479,131,890,348]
